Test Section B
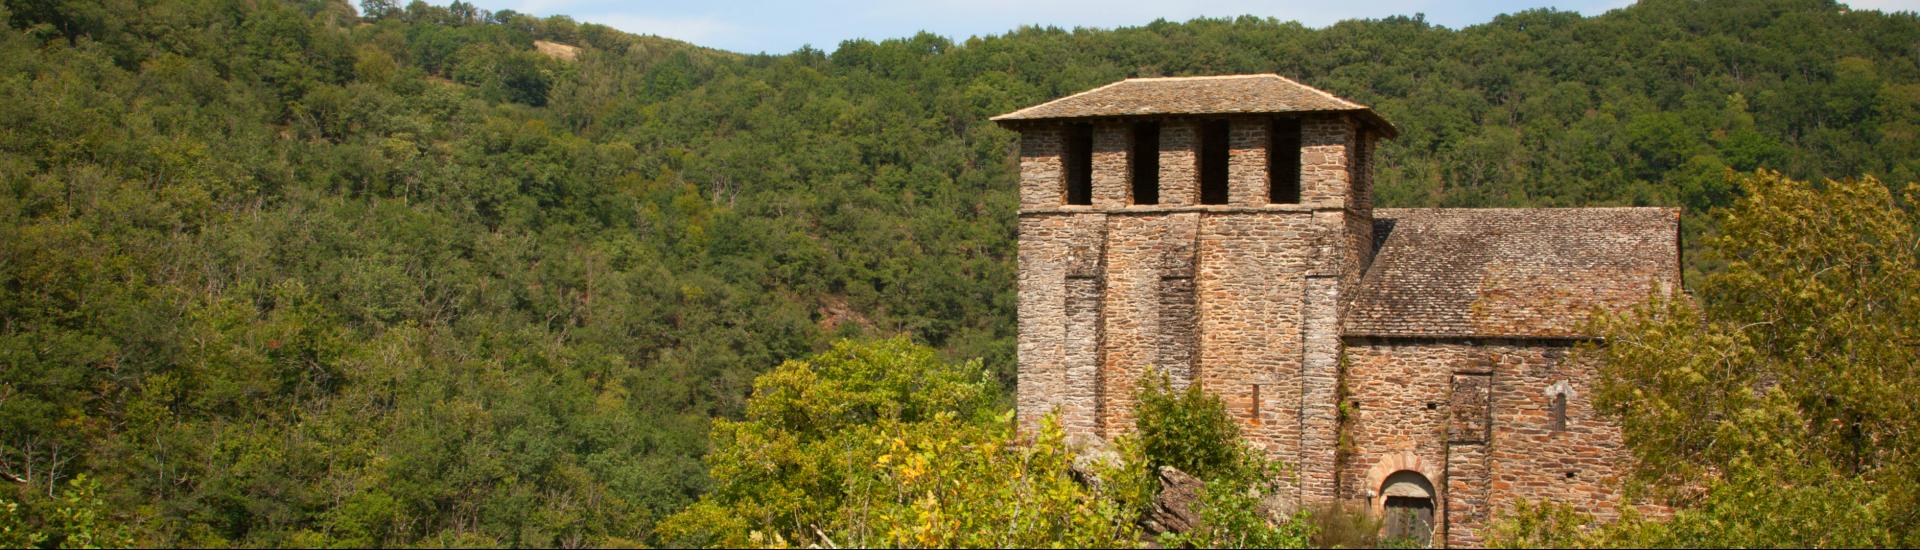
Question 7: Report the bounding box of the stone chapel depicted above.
[991,74,1681,547]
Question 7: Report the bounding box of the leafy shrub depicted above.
[1131,369,1261,484]
[1303,501,1386,549]
[656,338,1141,548]
[1120,370,1311,549]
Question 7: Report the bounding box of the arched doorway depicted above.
[1380,470,1435,546]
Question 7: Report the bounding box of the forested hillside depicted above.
[1,0,1916,545]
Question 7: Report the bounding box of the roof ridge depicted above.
[989,78,1134,121]
[1120,74,1279,82]
[1268,74,1363,109]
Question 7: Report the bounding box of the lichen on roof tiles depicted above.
[1343,207,1682,339]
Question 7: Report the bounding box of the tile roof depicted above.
[1344,208,1682,339]
[991,74,1397,137]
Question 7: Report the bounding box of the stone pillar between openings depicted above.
[1299,116,1352,209]
[1092,124,1131,208]
[1351,131,1377,212]
[1227,117,1271,207]
[1158,121,1199,206]
[1019,126,1065,210]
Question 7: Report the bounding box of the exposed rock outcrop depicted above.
[1141,466,1202,536]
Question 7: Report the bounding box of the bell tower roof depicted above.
[991,74,1397,138]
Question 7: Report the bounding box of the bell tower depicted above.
[993,74,1395,503]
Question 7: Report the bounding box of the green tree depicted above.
[655,338,1141,548]
[1490,170,1920,547]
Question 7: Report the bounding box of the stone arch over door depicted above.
[1364,452,1445,544]
[1380,471,1436,546]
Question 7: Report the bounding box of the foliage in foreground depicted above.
[654,338,1140,548]
[658,341,1315,548]
[1488,171,1920,548]
[1122,371,1311,549]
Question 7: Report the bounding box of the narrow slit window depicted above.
[1199,120,1230,204]
[1064,124,1093,205]
[1270,118,1301,203]
[1131,121,1160,205]
[1250,384,1262,425]
[1550,392,1568,431]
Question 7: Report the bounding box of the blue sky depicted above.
[453,0,1920,54]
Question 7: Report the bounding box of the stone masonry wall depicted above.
[1297,274,1342,501]
[1063,274,1103,434]
[1016,212,1107,433]
[1338,339,1455,530]
[1484,343,1635,536]
[1195,212,1317,497]
[1097,212,1202,433]
[1019,126,1064,211]
[1021,207,1324,441]
[1341,339,1635,548]
[1300,115,1354,209]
